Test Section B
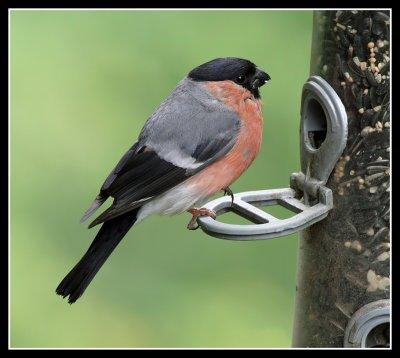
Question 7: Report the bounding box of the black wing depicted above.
[86,144,188,228]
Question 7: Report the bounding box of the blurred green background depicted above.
[10,10,313,348]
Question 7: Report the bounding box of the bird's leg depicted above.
[186,207,217,230]
[223,186,234,205]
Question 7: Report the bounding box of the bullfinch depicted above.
[56,57,270,303]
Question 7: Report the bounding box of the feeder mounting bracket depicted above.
[197,76,348,241]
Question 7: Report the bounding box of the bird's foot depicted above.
[223,187,234,205]
[186,208,217,230]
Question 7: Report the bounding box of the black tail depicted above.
[56,209,139,304]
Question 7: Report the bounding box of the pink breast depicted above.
[187,81,263,197]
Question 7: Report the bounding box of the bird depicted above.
[56,57,270,303]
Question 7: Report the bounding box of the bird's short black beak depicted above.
[252,68,271,89]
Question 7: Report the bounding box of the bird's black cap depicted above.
[188,57,270,98]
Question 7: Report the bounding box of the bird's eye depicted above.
[235,75,246,84]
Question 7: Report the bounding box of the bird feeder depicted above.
[197,10,390,348]
[197,75,347,240]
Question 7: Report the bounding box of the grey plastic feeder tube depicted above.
[292,10,390,348]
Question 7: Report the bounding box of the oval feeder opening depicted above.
[300,76,347,184]
[303,97,327,149]
[365,322,390,348]
[344,299,390,348]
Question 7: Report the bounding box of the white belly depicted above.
[135,180,210,224]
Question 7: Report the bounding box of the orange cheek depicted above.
[205,81,263,118]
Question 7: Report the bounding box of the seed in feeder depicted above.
[370,63,376,72]
[366,227,375,236]
[384,122,390,128]
[344,241,351,248]
[376,121,382,129]
[363,249,371,257]
[367,270,390,292]
[370,57,376,63]
[340,81,346,87]
[344,155,350,161]
[377,242,390,250]
[382,75,386,80]
[370,52,375,58]
[378,277,390,291]
[352,241,362,252]
[350,170,355,176]
[373,105,381,112]
[353,56,361,67]
[338,188,344,196]
[323,64,328,72]
[374,47,379,53]
[377,40,384,48]
[358,178,365,184]
[377,252,390,262]
[366,270,377,291]
[346,182,351,187]
[375,74,382,83]
[344,72,350,79]
[367,42,375,49]
[361,126,373,137]
[369,186,378,194]
[360,62,367,71]
[358,108,365,114]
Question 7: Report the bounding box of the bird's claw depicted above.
[186,208,217,230]
[223,187,234,205]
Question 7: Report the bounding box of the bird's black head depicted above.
[188,57,270,98]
